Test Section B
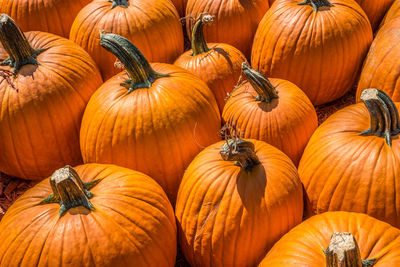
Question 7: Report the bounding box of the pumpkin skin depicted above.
[70,0,184,80]
[185,0,269,58]
[251,0,373,105]
[357,18,400,102]
[176,139,303,267]
[269,0,276,6]
[222,67,318,166]
[355,0,394,30]
[0,18,102,180]
[381,0,400,26]
[259,211,400,266]
[298,91,400,227]
[0,164,177,267]
[174,15,247,113]
[0,0,91,38]
[171,0,188,17]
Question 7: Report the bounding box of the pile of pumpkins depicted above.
[1,0,400,266]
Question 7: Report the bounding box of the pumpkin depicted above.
[269,0,276,6]
[176,138,303,267]
[171,0,187,17]
[0,164,177,266]
[80,33,221,203]
[251,0,373,105]
[185,0,269,58]
[357,18,400,102]
[355,0,394,30]
[222,63,317,166]
[381,0,400,26]
[0,0,91,38]
[174,14,247,113]
[70,0,183,80]
[259,211,400,266]
[0,15,102,180]
[299,88,400,228]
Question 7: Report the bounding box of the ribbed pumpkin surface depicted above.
[251,0,372,105]
[381,0,400,26]
[355,0,394,30]
[0,32,102,180]
[70,0,183,80]
[0,164,177,267]
[176,139,303,267]
[259,211,400,266]
[171,0,187,16]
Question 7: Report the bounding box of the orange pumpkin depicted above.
[80,33,221,203]
[269,0,276,6]
[355,0,394,30]
[381,0,400,26]
[222,63,317,166]
[174,14,247,113]
[259,211,400,266]
[0,0,91,38]
[251,0,373,105]
[70,0,183,80]
[171,0,187,17]
[0,15,102,180]
[357,18,400,102]
[0,164,177,266]
[299,89,400,228]
[176,138,303,267]
[185,0,269,58]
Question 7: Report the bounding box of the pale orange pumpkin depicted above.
[381,0,400,26]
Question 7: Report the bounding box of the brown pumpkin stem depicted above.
[324,232,376,267]
[191,14,213,56]
[242,62,278,103]
[40,166,100,217]
[109,0,129,8]
[0,14,43,74]
[360,88,400,146]
[220,137,260,172]
[100,33,168,92]
[298,0,332,12]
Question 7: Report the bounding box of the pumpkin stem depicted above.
[108,0,129,8]
[298,0,332,12]
[191,14,213,56]
[100,33,168,92]
[360,88,400,146]
[0,14,44,74]
[39,166,99,217]
[242,62,278,103]
[324,232,377,267]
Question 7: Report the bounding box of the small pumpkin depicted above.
[0,0,91,38]
[0,15,102,180]
[222,63,317,165]
[380,0,400,26]
[176,138,303,267]
[0,164,177,266]
[299,88,400,228]
[251,0,373,105]
[185,0,269,58]
[355,0,394,30]
[259,211,400,266]
[357,17,400,101]
[70,0,183,80]
[80,33,221,203]
[174,14,247,113]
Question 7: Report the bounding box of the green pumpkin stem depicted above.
[191,14,213,56]
[108,0,129,8]
[39,166,98,217]
[324,232,376,267]
[298,0,332,12]
[242,62,278,103]
[360,88,400,146]
[0,14,43,74]
[100,33,168,92]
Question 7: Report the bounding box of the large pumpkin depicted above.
[251,0,373,105]
[381,0,400,26]
[174,14,247,113]
[0,164,177,266]
[185,0,269,58]
[176,138,303,267]
[299,89,400,228]
[222,63,317,165]
[259,211,400,266]
[357,18,400,102]
[0,0,91,38]
[355,0,394,30]
[0,15,102,180]
[80,33,221,203]
[70,0,183,80]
